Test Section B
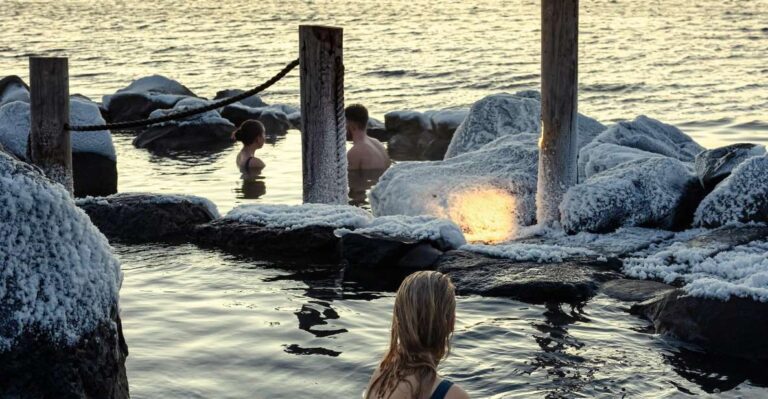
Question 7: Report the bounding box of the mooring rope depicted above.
[66,58,300,132]
[333,56,348,196]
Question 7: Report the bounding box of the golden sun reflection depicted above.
[447,187,517,244]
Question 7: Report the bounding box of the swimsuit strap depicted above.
[429,380,454,399]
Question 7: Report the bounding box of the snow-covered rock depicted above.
[694,155,768,227]
[103,74,196,123]
[336,215,466,250]
[577,142,665,181]
[77,193,219,242]
[371,133,539,242]
[132,97,235,150]
[0,90,118,197]
[695,143,766,190]
[444,91,607,159]
[0,151,128,396]
[385,110,431,137]
[583,115,704,162]
[0,75,29,106]
[224,203,373,230]
[194,204,372,261]
[560,157,696,233]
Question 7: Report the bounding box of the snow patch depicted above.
[0,151,121,351]
[224,203,373,230]
[335,215,466,249]
[76,192,221,219]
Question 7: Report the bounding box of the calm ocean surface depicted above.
[2,0,767,397]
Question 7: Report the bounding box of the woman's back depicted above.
[365,368,468,399]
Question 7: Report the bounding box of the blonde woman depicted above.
[365,271,470,399]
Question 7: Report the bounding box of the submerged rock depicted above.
[631,289,768,360]
[436,250,621,304]
[77,193,219,243]
[133,97,235,150]
[695,143,765,190]
[0,151,127,397]
[694,155,768,227]
[560,157,696,233]
[103,74,196,123]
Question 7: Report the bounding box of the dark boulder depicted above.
[367,117,389,142]
[600,279,675,302]
[385,110,431,137]
[694,143,765,190]
[220,103,291,134]
[193,219,342,263]
[213,89,267,108]
[0,307,129,398]
[133,121,235,150]
[0,75,29,106]
[429,108,468,140]
[387,133,421,160]
[631,289,768,360]
[436,250,621,304]
[105,92,186,124]
[421,136,451,160]
[77,193,218,243]
[73,152,118,197]
[340,233,443,270]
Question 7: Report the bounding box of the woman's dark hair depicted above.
[345,104,369,128]
[233,119,266,145]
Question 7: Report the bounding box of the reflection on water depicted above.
[116,244,767,398]
[237,174,267,199]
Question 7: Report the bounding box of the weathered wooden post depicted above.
[29,57,73,194]
[299,25,349,204]
[536,0,579,225]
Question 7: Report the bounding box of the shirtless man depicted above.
[345,104,390,170]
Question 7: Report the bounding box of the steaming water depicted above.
[2,0,767,397]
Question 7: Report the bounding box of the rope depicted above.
[67,58,300,132]
[334,56,348,197]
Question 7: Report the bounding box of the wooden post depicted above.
[29,57,73,194]
[299,25,349,205]
[536,0,579,225]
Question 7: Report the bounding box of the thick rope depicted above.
[67,59,300,132]
[334,56,348,198]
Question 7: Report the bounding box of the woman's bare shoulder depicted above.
[446,383,470,399]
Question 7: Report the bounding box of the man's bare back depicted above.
[345,104,391,171]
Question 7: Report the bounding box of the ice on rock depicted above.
[371,133,539,242]
[0,151,121,351]
[560,157,696,233]
[0,98,116,160]
[694,155,768,227]
[335,215,466,250]
[444,91,607,159]
[624,236,768,302]
[577,143,665,181]
[462,242,598,263]
[224,203,373,230]
[148,97,232,127]
[444,93,540,158]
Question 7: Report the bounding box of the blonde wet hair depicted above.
[367,271,456,399]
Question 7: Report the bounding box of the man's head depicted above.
[345,104,368,140]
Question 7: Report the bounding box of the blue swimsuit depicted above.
[430,380,454,399]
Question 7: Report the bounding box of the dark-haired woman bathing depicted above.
[233,119,266,173]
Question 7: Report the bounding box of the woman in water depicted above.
[233,119,266,173]
[365,271,470,399]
